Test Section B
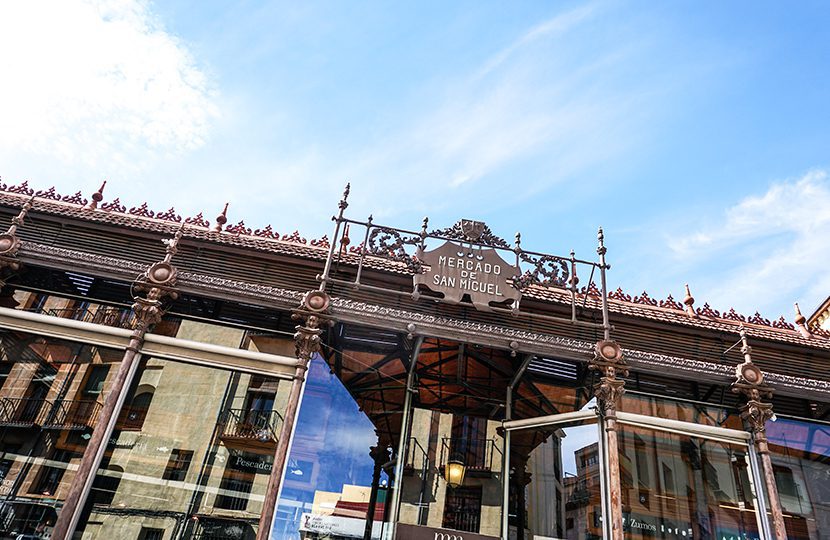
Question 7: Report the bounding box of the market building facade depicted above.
[0,181,826,540]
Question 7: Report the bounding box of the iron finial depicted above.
[597,227,606,256]
[420,216,429,238]
[339,183,351,211]
[683,284,698,318]
[86,180,106,210]
[514,232,521,252]
[794,302,813,338]
[213,202,229,233]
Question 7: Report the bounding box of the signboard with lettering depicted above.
[396,523,499,540]
[414,241,521,311]
[229,452,273,475]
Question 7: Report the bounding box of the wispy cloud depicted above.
[670,170,830,317]
[0,0,217,170]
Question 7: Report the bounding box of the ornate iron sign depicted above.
[413,240,520,311]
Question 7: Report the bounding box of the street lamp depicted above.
[445,456,466,488]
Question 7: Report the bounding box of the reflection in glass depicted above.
[74,355,285,539]
[0,330,122,539]
[766,417,830,540]
[511,422,602,540]
[273,356,392,540]
[619,425,761,540]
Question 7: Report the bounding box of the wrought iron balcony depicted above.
[218,409,283,446]
[0,397,47,427]
[41,399,101,430]
[45,306,135,329]
[439,437,503,475]
[0,397,102,430]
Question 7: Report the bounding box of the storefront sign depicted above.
[396,523,499,540]
[229,452,272,474]
[414,241,520,311]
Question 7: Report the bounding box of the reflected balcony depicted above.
[0,397,48,428]
[41,399,101,430]
[439,437,502,477]
[218,409,283,449]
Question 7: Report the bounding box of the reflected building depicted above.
[0,182,825,540]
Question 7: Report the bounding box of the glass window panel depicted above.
[765,417,830,540]
[511,420,602,540]
[0,329,122,539]
[74,357,287,540]
[272,355,401,540]
[618,425,761,540]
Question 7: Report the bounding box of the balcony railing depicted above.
[439,437,503,474]
[218,409,283,446]
[45,307,136,329]
[0,397,101,430]
[42,399,101,430]
[0,397,46,427]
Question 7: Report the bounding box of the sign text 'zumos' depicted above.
[414,241,521,311]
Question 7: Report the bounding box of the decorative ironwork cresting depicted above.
[0,195,34,287]
[317,185,613,338]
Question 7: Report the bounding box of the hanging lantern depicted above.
[444,456,466,488]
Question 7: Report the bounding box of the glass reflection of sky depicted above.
[560,424,598,476]
[271,355,380,539]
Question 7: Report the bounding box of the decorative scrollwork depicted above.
[129,202,154,218]
[35,186,61,200]
[156,207,182,222]
[281,231,307,244]
[61,191,88,206]
[254,224,276,238]
[430,220,511,249]
[310,235,330,248]
[772,316,794,330]
[747,312,771,326]
[723,308,746,322]
[696,303,720,318]
[633,291,658,306]
[366,227,422,272]
[101,198,126,213]
[184,213,210,228]
[659,294,683,310]
[6,181,34,195]
[513,253,569,290]
[225,220,251,235]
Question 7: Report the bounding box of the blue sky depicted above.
[1,1,829,321]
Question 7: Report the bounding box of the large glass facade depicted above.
[272,356,396,540]
[74,353,287,539]
[765,417,830,540]
[618,425,761,540]
[0,329,122,539]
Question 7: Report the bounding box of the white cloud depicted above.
[671,170,830,317]
[0,0,216,169]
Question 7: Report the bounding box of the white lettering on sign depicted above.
[435,255,504,297]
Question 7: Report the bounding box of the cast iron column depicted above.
[52,226,185,539]
[364,441,391,540]
[590,340,627,540]
[256,290,330,540]
[731,328,787,540]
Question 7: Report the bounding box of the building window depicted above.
[450,415,488,469]
[162,449,193,482]
[138,527,165,540]
[32,450,72,496]
[83,365,110,396]
[442,486,482,533]
[215,469,254,511]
